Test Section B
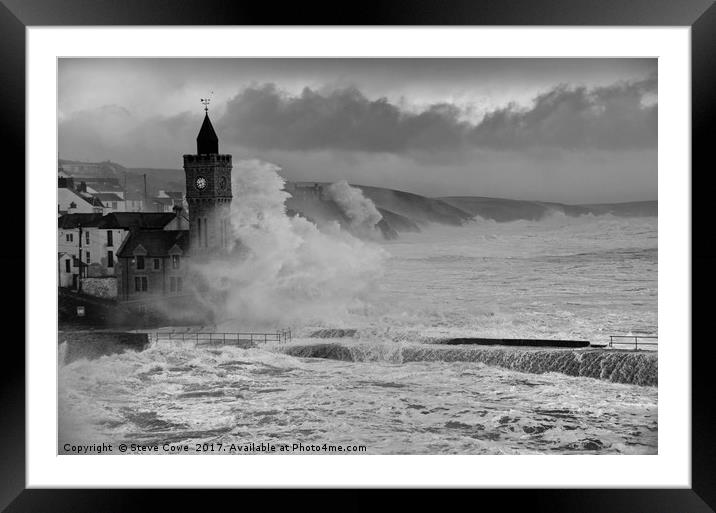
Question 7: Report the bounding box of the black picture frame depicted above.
[3,0,714,510]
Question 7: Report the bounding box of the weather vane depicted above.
[200,91,214,113]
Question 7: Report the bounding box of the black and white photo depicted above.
[57,57,658,455]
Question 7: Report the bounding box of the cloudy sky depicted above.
[58,58,657,203]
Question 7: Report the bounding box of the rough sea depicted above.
[59,213,658,455]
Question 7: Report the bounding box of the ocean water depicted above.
[361,213,657,344]
[58,213,658,454]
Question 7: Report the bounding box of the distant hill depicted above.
[58,159,656,242]
[578,201,657,217]
[284,182,472,240]
[440,196,657,222]
[59,159,185,198]
[355,185,473,227]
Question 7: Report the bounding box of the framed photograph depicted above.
[5,0,714,510]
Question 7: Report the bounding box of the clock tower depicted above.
[183,103,233,255]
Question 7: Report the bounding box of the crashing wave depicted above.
[281,342,657,386]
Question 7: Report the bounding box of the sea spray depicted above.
[282,343,657,386]
[324,180,383,237]
[190,160,387,329]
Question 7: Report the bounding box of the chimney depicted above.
[78,181,87,193]
[173,205,183,228]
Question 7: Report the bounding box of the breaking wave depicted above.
[282,342,657,386]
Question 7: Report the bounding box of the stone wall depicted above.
[82,277,118,298]
[59,330,150,364]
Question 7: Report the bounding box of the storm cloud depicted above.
[58,58,657,202]
[216,78,656,154]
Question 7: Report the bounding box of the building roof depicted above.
[58,213,105,229]
[98,212,178,229]
[93,192,124,202]
[117,230,189,258]
[164,191,184,200]
[75,190,105,207]
[197,113,219,154]
[59,187,102,208]
[124,191,145,201]
[152,197,174,205]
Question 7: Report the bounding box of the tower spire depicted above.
[196,98,219,155]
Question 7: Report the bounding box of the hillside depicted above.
[58,159,656,241]
[441,197,657,222]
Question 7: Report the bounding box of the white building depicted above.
[57,187,103,216]
[57,210,190,287]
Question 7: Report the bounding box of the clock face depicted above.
[195,176,207,190]
[219,176,227,190]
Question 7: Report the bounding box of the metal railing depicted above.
[153,329,292,347]
[608,335,657,351]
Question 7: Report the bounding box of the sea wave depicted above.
[281,342,657,386]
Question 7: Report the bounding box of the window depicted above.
[153,258,161,270]
[172,255,180,269]
[72,256,78,267]
[86,231,90,245]
[66,233,73,242]
[203,218,208,247]
[197,218,202,246]
[86,251,90,264]
[107,230,113,246]
[134,276,147,292]
[177,277,183,292]
[170,276,176,293]
[107,251,114,268]
[65,259,71,273]
[112,202,117,209]
[136,255,145,270]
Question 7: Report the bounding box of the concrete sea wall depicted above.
[282,342,657,386]
[59,331,150,364]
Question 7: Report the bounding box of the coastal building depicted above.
[57,186,104,216]
[58,211,189,290]
[113,108,231,302]
[116,230,189,301]
[285,181,326,201]
[157,190,186,207]
[124,191,145,212]
[93,192,126,212]
[58,252,74,288]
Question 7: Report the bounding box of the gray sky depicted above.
[58,58,657,203]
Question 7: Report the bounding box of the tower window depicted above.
[107,230,113,246]
[86,231,90,245]
[86,251,90,264]
[136,255,145,270]
[172,255,180,269]
[107,251,114,268]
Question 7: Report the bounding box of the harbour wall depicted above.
[282,342,657,386]
[59,330,150,364]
